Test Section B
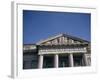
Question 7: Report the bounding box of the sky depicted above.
[23,10,91,44]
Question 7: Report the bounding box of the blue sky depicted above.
[23,10,91,44]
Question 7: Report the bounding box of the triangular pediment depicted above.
[37,34,89,45]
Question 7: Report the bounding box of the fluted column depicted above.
[69,53,74,67]
[38,55,43,69]
[54,54,59,68]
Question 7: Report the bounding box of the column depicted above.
[38,55,43,69]
[69,53,74,67]
[54,54,59,68]
[83,53,88,66]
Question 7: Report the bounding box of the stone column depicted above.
[83,53,88,66]
[69,53,74,67]
[54,54,59,68]
[38,55,43,69]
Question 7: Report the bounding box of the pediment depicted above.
[37,34,89,45]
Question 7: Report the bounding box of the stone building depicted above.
[23,33,91,69]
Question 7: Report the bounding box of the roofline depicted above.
[36,33,63,44]
[23,43,36,45]
[63,34,90,43]
[36,33,90,44]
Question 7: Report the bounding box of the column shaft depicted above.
[83,54,88,66]
[69,53,74,67]
[54,54,59,68]
[38,55,43,69]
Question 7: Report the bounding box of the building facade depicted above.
[23,34,91,69]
